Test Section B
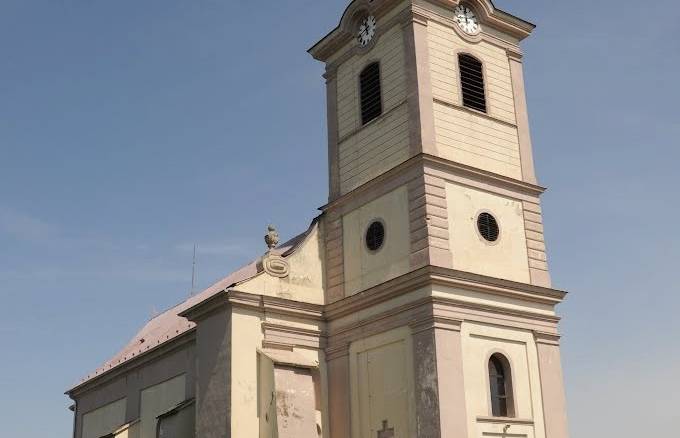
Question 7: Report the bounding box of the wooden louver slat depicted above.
[459,54,487,113]
[360,62,383,125]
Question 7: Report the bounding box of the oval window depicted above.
[365,221,385,251]
[477,212,500,242]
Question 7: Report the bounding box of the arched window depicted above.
[458,53,487,113]
[359,62,382,125]
[488,354,514,417]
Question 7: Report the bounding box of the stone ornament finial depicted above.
[264,224,279,251]
[259,224,289,278]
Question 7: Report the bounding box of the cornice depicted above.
[310,0,532,64]
[320,153,546,213]
[324,265,566,323]
[410,315,463,334]
[261,321,326,350]
[422,154,547,196]
[428,0,535,40]
[180,290,325,323]
[309,0,406,63]
[325,286,561,353]
[533,330,561,346]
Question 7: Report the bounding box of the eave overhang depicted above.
[65,328,196,398]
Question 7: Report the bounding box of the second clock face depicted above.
[454,5,480,34]
[358,15,377,47]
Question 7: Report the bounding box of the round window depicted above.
[477,212,500,242]
[365,221,385,251]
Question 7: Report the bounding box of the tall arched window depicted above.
[488,354,514,417]
[458,53,487,113]
[360,62,382,125]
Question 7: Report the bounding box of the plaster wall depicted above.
[195,308,231,438]
[82,398,126,438]
[230,307,265,437]
[343,186,410,295]
[460,322,546,438]
[74,342,195,438]
[427,19,522,180]
[238,225,325,304]
[139,374,186,438]
[336,24,410,194]
[445,182,530,283]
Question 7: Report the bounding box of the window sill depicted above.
[476,416,534,426]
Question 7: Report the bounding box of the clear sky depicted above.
[0,1,678,436]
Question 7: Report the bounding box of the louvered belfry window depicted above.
[459,54,487,113]
[477,212,500,242]
[360,62,382,125]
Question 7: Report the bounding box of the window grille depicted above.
[459,54,487,113]
[360,62,382,125]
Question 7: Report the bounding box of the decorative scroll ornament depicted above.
[264,224,279,251]
[259,224,289,278]
[261,255,290,278]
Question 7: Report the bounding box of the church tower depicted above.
[310,1,569,437]
[66,2,570,438]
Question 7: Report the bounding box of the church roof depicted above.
[67,223,315,393]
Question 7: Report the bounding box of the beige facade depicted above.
[67,1,570,438]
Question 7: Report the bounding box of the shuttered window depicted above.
[360,62,382,125]
[477,212,499,242]
[458,54,487,113]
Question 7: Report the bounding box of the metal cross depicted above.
[377,420,394,438]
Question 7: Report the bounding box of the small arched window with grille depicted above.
[458,54,487,113]
[359,62,382,125]
[488,354,514,417]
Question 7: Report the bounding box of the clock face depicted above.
[358,15,377,47]
[454,5,480,34]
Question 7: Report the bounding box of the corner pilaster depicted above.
[534,332,570,438]
[410,316,467,438]
[325,344,351,438]
[325,68,341,202]
[403,11,437,157]
[324,211,345,303]
[508,51,538,185]
[523,200,552,287]
[408,171,453,270]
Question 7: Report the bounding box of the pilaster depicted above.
[408,171,453,270]
[403,11,437,157]
[534,332,570,438]
[508,52,538,185]
[325,69,341,202]
[410,316,468,438]
[523,200,552,287]
[324,211,345,303]
[326,344,351,438]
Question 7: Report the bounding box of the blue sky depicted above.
[0,1,678,436]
